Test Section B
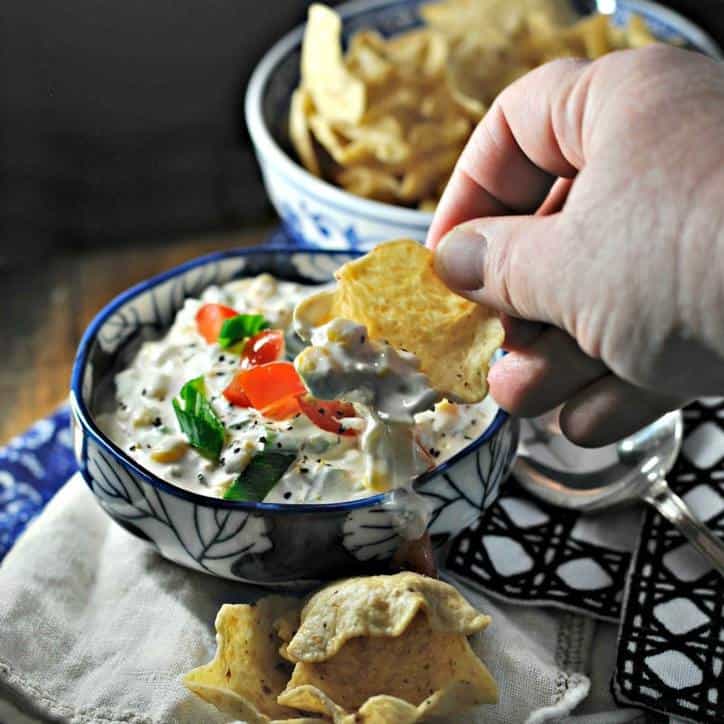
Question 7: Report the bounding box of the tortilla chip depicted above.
[285,571,490,662]
[399,149,459,202]
[295,239,503,403]
[307,115,370,165]
[302,4,366,124]
[335,166,401,203]
[183,598,321,723]
[408,115,470,153]
[278,572,497,722]
[346,31,395,84]
[384,28,448,78]
[289,88,321,177]
[337,116,410,164]
[281,613,496,710]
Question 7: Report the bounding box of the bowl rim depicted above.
[244,0,722,229]
[71,245,510,513]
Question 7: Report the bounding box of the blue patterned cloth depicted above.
[0,407,76,561]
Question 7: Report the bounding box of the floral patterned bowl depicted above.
[244,0,720,251]
[70,247,518,588]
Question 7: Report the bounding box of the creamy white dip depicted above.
[295,318,441,492]
[97,273,497,503]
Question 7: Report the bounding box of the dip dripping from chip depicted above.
[294,316,437,542]
[295,317,440,494]
[293,239,503,536]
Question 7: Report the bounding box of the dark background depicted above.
[1,0,723,264]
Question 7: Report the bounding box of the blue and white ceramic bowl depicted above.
[245,0,720,251]
[70,247,518,588]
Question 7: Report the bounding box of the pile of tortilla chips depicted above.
[294,239,504,403]
[290,0,658,209]
[184,572,497,723]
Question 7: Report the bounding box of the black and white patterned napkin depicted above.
[613,399,724,723]
[447,479,641,622]
[448,398,724,723]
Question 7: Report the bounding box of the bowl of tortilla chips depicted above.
[244,0,720,250]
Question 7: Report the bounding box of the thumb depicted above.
[433,215,568,327]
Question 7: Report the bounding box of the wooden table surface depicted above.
[0,227,272,445]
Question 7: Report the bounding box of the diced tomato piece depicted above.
[242,329,285,368]
[195,303,238,344]
[233,361,306,411]
[223,376,252,407]
[298,395,358,436]
[261,395,302,421]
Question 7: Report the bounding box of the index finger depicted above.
[427,57,591,248]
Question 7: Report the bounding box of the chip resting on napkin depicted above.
[184,572,497,723]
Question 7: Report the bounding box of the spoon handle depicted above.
[642,478,724,577]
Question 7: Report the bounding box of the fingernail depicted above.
[434,226,487,291]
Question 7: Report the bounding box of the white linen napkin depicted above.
[0,474,644,724]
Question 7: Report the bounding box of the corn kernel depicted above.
[150,440,188,463]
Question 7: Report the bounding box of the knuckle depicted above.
[486,234,516,312]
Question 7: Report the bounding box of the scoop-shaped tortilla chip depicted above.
[294,239,503,403]
[183,598,322,724]
[285,571,490,662]
[276,573,497,722]
[279,613,497,721]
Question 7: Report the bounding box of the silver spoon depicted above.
[514,410,724,576]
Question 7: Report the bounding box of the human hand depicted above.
[428,45,724,446]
